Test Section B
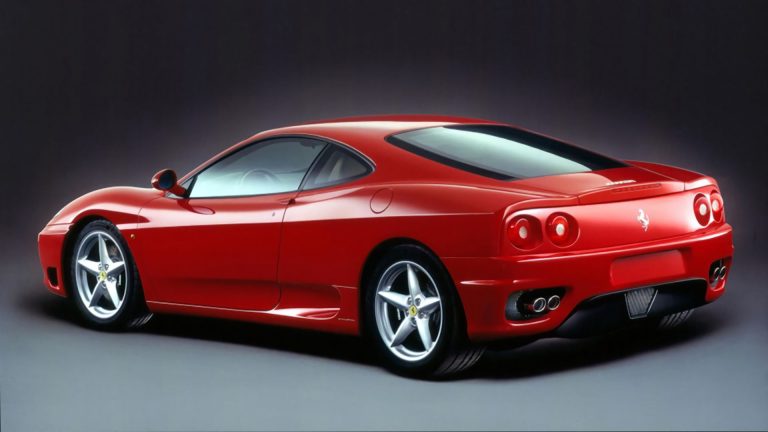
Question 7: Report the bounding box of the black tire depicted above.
[68,220,152,330]
[363,244,484,377]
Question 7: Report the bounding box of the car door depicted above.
[135,137,327,311]
[278,144,374,313]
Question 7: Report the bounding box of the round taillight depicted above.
[693,194,711,226]
[507,216,541,249]
[546,213,578,246]
[710,192,724,222]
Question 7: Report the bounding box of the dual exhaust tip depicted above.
[507,290,564,321]
[526,295,561,314]
[711,265,728,282]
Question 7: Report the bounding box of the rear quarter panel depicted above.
[277,181,529,324]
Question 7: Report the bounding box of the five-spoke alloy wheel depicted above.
[365,244,485,377]
[74,230,129,319]
[69,220,152,329]
[375,261,443,362]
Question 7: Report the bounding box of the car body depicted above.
[38,115,734,376]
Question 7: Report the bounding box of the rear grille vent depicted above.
[624,287,657,319]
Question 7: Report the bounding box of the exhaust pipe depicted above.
[718,266,727,280]
[547,295,561,311]
[514,290,565,318]
[709,262,728,286]
[525,297,547,313]
[711,266,722,282]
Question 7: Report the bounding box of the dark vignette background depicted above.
[1,1,766,430]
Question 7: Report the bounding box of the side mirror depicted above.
[151,169,187,197]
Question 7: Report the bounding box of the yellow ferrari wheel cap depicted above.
[408,305,418,317]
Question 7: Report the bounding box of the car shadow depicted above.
[17,289,373,366]
[466,311,727,380]
[18,288,730,380]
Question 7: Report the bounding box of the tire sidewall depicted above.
[364,244,466,376]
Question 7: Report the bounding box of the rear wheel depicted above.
[69,220,152,329]
[364,245,484,377]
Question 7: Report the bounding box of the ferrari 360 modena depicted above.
[38,115,734,376]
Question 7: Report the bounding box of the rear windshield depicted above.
[387,125,626,180]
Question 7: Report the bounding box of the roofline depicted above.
[295,114,501,127]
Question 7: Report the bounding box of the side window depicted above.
[303,146,372,190]
[188,138,326,198]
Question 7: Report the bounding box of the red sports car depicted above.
[38,115,734,376]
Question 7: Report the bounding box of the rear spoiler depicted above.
[627,160,717,191]
[577,180,683,205]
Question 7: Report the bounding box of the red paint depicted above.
[610,250,686,286]
[134,192,295,311]
[150,168,187,197]
[37,115,734,341]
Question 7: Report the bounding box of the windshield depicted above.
[388,125,626,180]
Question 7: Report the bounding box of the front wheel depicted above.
[364,245,484,377]
[69,220,152,330]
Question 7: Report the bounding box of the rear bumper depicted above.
[445,223,733,342]
[555,279,706,338]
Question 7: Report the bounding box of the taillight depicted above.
[694,194,711,226]
[507,215,541,249]
[546,213,578,246]
[710,191,724,222]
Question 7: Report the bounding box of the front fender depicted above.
[47,186,161,229]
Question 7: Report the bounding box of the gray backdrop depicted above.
[1,1,767,430]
